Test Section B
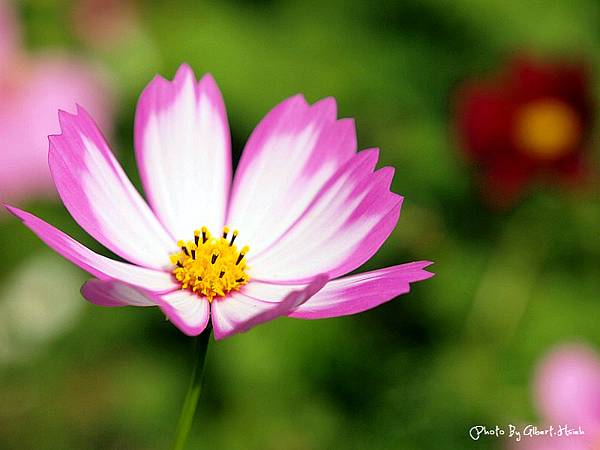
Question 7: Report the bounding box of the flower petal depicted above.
[81,278,211,336]
[134,64,231,237]
[49,105,176,268]
[154,290,211,336]
[227,95,356,255]
[535,343,600,430]
[211,275,329,340]
[248,150,402,282]
[480,155,532,208]
[288,262,434,319]
[81,278,158,307]
[6,206,176,292]
[0,55,113,204]
[455,81,514,159]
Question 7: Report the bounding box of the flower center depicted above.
[514,99,581,161]
[170,227,250,302]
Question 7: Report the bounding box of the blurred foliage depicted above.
[1,0,600,449]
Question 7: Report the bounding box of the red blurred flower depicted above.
[455,56,594,207]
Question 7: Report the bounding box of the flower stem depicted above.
[171,324,212,450]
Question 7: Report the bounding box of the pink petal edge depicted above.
[81,278,159,307]
[48,105,176,269]
[82,277,211,336]
[248,150,403,282]
[81,274,325,338]
[289,261,434,319]
[134,64,231,238]
[227,94,356,256]
[0,55,113,204]
[211,275,329,340]
[155,290,211,336]
[5,205,176,292]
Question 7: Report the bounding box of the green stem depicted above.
[171,324,212,450]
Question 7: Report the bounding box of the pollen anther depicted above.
[171,227,250,301]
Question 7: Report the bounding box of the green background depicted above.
[1,0,599,449]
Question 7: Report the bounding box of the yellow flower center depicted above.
[514,99,581,161]
[170,227,250,302]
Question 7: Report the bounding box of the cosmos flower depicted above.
[6,64,433,339]
[455,56,593,207]
[510,343,600,450]
[0,0,113,205]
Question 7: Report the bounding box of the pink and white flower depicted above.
[0,0,112,205]
[6,64,433,339]
[511,343,600,450]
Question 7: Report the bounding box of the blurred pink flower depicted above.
[0,0,112,205]
[6,64,433,339]
[511,343,600,450]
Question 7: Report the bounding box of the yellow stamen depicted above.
[171,227,249,302]
[514,99,581,161]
